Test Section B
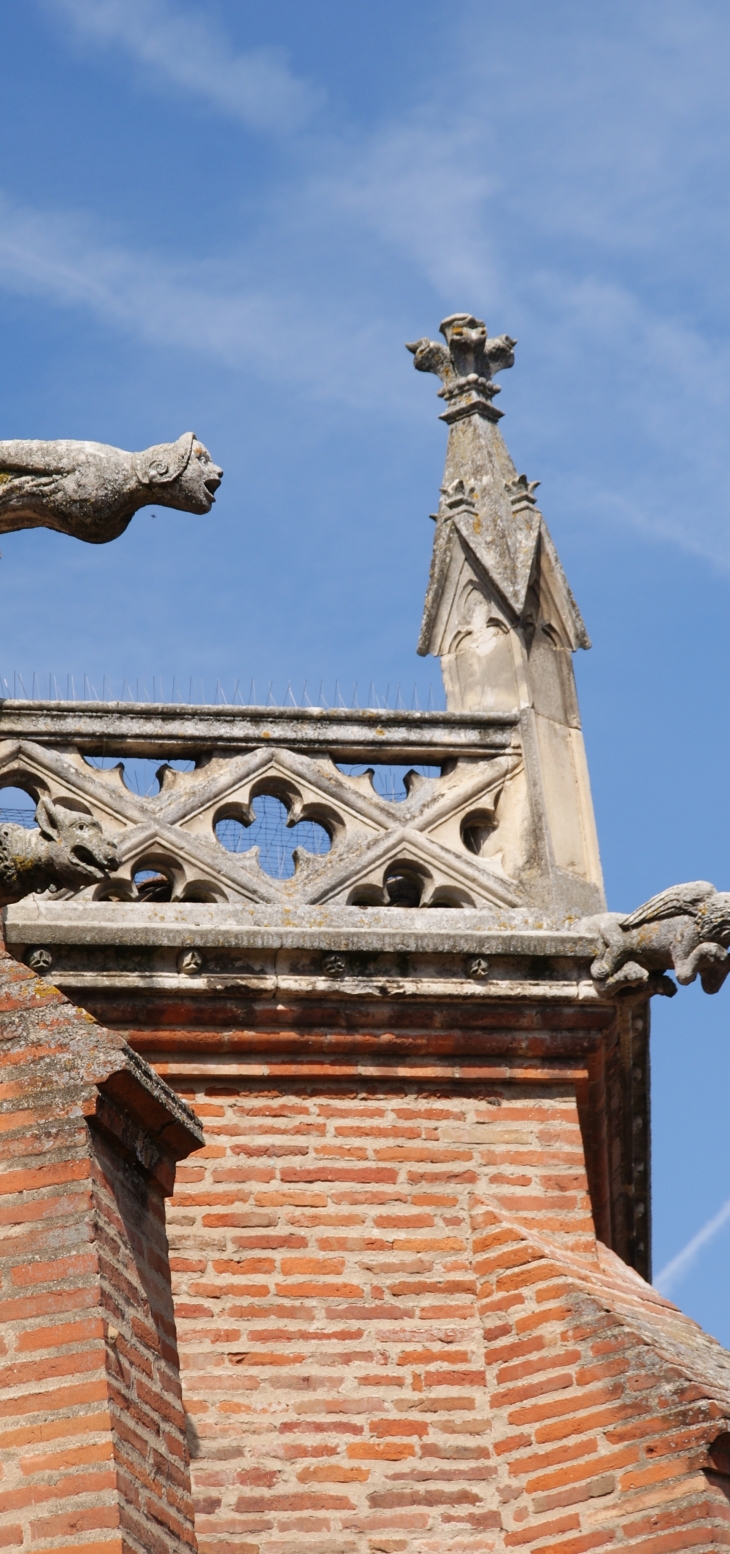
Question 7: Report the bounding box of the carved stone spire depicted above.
[409,313,604,916]
[409,314,588,689]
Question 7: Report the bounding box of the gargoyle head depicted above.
[133,433,223,515]
[697,891,730,947]
[36,797,120,889]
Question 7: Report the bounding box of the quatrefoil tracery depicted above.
[0,742,522,910]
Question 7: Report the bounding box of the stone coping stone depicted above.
[0,699,519,757]
[4,898,599,955]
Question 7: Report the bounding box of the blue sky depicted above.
[2,0,730,1338]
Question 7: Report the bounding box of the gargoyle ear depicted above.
[35,796,61,841]
[134,433,195,487]
[145,458,170,482]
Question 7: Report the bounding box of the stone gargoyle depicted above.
[0,797,119,904]
[579,881,730,996]
[0,431,223,543]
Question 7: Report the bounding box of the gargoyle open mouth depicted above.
[204,476,221,501]
[72,844,118,879]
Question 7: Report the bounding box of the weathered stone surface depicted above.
[0,430,222,542]
[407,311,517,424]
[0,721,600,920]
[410,313,604,918]
[1,315,728,959]
[409,316,587,660]
[0,701,518,756]
[0,794,118,904]
[580,879,730,995]
[0,426,221,907]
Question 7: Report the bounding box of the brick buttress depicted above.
[0,941,203,1554]
[22,935,727,1554]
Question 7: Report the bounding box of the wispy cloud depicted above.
[44,0,320,134]
[0,191,256,357]
[655,1194,730,1296]
[315,113,500,300]
[14,0,730,571]
[0,189,396,409]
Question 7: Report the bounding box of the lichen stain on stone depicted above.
[32,980,58,998]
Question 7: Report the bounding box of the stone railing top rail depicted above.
[0,698,518,759]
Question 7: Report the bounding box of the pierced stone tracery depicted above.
[0,735,524,911]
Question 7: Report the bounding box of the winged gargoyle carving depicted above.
[579,881,730,995]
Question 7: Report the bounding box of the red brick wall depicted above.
[0,954,199,1554]
[165,1075,598,1554]
[27,968,727,1554]
[91,1118,198,1554]
[471,1199,730,1551]
[154,1051,730,1554]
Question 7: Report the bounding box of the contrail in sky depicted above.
[655,1194,730,1296]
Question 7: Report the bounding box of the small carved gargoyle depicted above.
[0,431,222,543]
[0,797,119,904]
[579,881,730,996]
